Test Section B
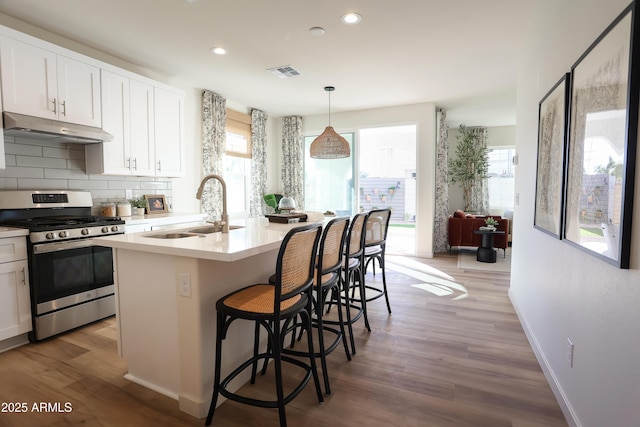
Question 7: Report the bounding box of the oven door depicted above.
[30,239,114,314]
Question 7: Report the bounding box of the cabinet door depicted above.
[56,55,102,127]
[0,260,31,341]
[129,79,155,176]
[154,87,184,177]
[0,36,57,120]
[87,70,132,175]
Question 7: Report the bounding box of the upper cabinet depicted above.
[154,87,184,177]
[0,37,101,127]
[0,24,184,177]
[86,71,184,177]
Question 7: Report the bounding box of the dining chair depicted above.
[205,223,323,427]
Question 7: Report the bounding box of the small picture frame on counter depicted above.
[144,194,169,214]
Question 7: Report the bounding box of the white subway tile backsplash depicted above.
[1,139,172,209]
[4,142,43,156]
[1,166,44,178]
[16,155,67,169]
[17,178,69,189]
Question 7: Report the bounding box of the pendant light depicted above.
[310,86,351,159]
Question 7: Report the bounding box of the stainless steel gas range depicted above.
[0,190,125,340]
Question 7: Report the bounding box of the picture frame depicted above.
[563,3,639,269]
[534,73,570,238]
[144,194,169,214]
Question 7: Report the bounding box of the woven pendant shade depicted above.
[310,86,350,159]
[310,126,350,159]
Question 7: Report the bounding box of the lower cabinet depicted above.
[0,237,31,342]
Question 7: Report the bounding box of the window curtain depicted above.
[281,116,305,209]
[468,127,490,213]
[249,109,268,217]
[433,109,450,253]
[201,90,226,220]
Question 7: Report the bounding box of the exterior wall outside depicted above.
[513,1,640,426]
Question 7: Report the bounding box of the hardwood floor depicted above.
[0,253,567,427]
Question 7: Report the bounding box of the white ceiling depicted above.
[0,0,532,127]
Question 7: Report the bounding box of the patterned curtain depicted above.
[469,127,490,214]
[201,90,226,220]
[281,116,305,209]
[250,109,268,217]
[433,110,450,253]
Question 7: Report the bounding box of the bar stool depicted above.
[325,212,370,355]
[279,217,351,396]
[363,208,392,313]
[205,223,323,427]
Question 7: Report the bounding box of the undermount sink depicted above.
[145,225,245,239]
[146,232,203,239]
[186,225,244,234]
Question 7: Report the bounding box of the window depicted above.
[224,109,252,217]
[487,146,515,212]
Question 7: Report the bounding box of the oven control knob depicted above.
[81,228,90,235]
[111,226,120,232]
[101,226,110,233]
[46,232,55,240]
[59,231,68,238]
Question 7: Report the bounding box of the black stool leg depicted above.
[205,311,226,425]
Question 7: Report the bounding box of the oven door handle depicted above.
[33,239,98,254]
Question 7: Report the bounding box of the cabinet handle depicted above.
[61,100,67,116]
[126,157,131,170]
[157,160,161,172]
[133,158,137,170]
[52,98,57,114]
[21,267,26,285]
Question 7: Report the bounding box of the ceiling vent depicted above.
[267,65,301,79]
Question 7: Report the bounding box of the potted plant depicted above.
[130,197,147,215]
[484,217,499,230]
[448,124,490,212]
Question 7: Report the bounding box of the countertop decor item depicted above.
[310,86,351,159]
[278,196,297,211]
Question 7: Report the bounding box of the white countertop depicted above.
[96,218,316,262]
[0,226,29,238]
[122,212,207,227]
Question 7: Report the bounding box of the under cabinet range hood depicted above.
[2,112,114,143]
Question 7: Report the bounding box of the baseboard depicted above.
[508,289,581,427]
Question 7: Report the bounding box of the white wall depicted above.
[513,1,640,426]
[302,103,436,258]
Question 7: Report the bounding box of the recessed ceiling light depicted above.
[309,26,325,36]
[341,12,361,25]
[211,47,226,55]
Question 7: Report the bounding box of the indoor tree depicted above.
[448,124,490,211]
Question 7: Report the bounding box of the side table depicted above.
[473,230,505,263]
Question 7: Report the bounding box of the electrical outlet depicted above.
[567,338,574,367]
[125,189,133,199]
[179,273,191,298]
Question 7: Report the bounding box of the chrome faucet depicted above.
[195,174,229,233]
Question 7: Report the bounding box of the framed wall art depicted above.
[534,73,570,238]
[563,3,639,268]
[144,194,169,214]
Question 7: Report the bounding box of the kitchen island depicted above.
[96,218,311,418]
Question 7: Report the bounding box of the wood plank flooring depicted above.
[0,253,567,427]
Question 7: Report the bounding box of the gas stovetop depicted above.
[0,190,125,243]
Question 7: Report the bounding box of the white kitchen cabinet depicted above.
[0,237,31,342]
[86,72,184,178]
[0,36,101,127]
[154,87,184,177]
[86,71,155,176]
